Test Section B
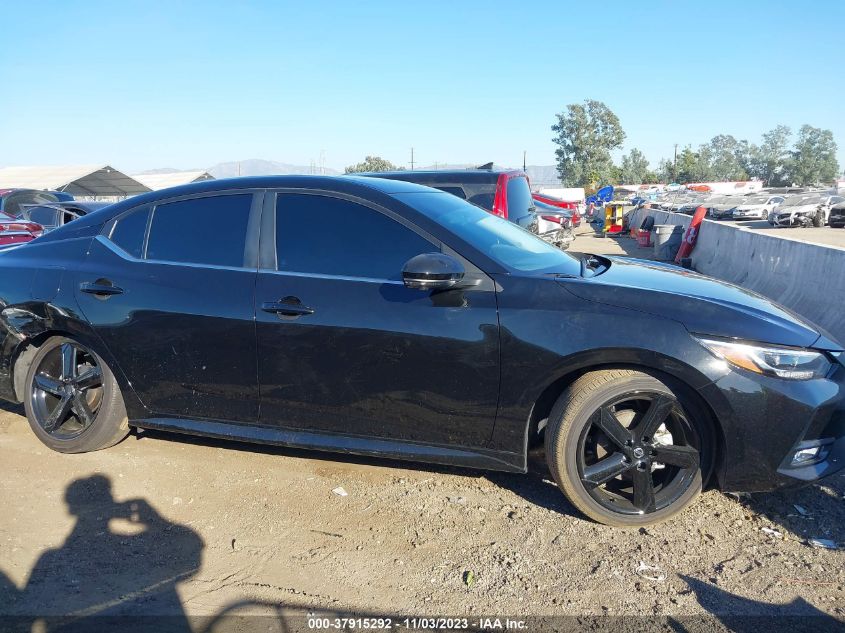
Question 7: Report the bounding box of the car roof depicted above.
[41,175,442,235]
[357,169,525,184]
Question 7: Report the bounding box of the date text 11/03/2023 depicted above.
[306,617,528,630]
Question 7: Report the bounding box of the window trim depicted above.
[103,204,151,259]
[265,189,443,281]
[103,190,263,270]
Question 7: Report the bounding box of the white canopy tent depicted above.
[133,171,215,191]
[0,165,150,198]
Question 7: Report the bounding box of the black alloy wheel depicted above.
[30,341,103,439]
[545,369,713,527]
[577,392,699,516]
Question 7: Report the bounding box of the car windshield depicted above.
[393,191,581,276]
[782,195,822,207]
[743,196,769,205]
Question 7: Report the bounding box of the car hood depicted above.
[560,257,834,349]
[735,204,764,211]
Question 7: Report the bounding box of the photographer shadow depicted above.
[1,474,203,633]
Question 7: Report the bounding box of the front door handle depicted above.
[261,297,315,317]
[80,280,124,297]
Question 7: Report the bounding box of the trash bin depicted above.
[653,224,684,261]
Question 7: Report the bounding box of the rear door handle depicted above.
[261,297,315,317]
[80,281,124,297]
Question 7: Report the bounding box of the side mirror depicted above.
[402,253,465,290]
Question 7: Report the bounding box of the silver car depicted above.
[731,195,784,220]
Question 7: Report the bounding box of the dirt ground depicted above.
[1,394,843,631]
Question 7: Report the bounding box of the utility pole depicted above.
[523,150,527,172]
[409,147,415,171]
[673,144,678,180]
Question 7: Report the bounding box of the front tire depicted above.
[545,369,714,527]
[23,337,129,453]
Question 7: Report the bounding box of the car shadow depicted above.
[134,427,588,520]
[0,474,204,633]
[133,427,482,478]
[193,591,843,632]
[727,473,845,545]
[0,399,24,415]
[677,574,841,630]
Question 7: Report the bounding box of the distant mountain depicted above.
[418,163,560,187]
[207,159,340,178]
[136,167,184,175]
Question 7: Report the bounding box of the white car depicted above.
[772,194,845,227]
[730,195,784,220]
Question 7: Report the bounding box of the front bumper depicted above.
[709,353,845,492]
[537,227,574,249]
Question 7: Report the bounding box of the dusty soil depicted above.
[0,400,843,630]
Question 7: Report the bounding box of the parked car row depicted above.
[644,188,845,228]
[0,190,112,249]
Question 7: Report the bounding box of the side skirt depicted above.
[133,417,527,474]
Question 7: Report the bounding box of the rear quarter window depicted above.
[108,206,150,258]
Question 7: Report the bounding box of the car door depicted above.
[254,190,500,447]
[75,190,262,422]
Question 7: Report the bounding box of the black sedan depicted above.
[0,176,842,527]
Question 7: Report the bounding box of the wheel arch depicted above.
[525,354,727,487]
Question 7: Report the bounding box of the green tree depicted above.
[705,135,749,181]
[656,158,676,183]
[619,148,651,184]
[344,156,401,174]
[751,125,792,185]
[787,125,839,186]
[552,99,626,188]
[675,146,714,183]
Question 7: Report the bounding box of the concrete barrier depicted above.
[628,208,845,345]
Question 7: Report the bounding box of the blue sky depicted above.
[1,0,843,174]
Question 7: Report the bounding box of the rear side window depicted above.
[147,194,252,267]
[109,207,150,258]
[3,191,61,217]
[506,176,535,224]
[276,194,434,280]
[26,206,60,227]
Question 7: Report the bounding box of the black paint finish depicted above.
[0,175,842,493]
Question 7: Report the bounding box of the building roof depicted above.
[0,164,150,196]
[133,170,215,191]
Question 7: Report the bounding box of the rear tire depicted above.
[23,337,129,453]
[545,369,714,527]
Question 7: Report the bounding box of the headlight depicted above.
[694,337,832,380]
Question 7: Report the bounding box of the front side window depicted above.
[146,194,253,267]
[108,206,150,258]
[275,194,434,281]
